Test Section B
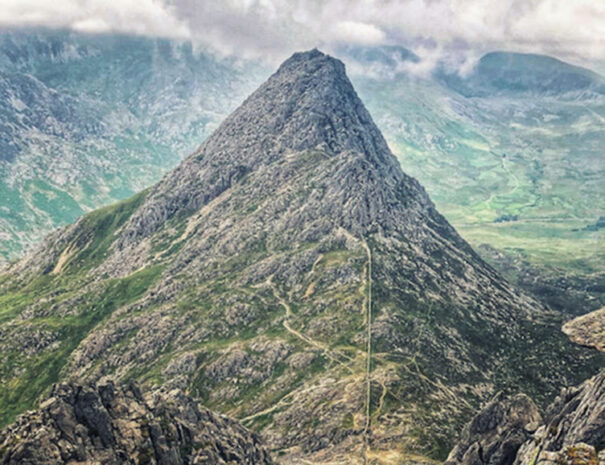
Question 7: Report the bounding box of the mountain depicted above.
[0,30,266,260]
[0,49,602,463]
[1,33,603,314]
[439,52,605,98]
[0,380,272,464]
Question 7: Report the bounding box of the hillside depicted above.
[1,35,603,315]
[349,49,605,310]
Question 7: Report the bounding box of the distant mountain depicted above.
[0,30,267,260]
[439,51,605,97]
[1,50,601,464]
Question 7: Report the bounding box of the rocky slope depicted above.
[446,310,605,465]
[0,380,272,464]
[0,49,602,464]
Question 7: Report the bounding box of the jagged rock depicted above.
[563,308,605,352]
[0,380,272,465]
[444,392,542,465]
[447,371,605,465]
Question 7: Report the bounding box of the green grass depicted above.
[59,189,148,272]
[0,263,164,426]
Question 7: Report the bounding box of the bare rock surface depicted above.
[0,380,272,465]
[563,307,605,352]
[446,371,605,465]
[444,392,542,465]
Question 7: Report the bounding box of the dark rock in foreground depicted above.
[444,392,542,465]
[446,371,605,465]
[0,380,272,465]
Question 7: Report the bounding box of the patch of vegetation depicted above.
[0,264,164,427]
[60,189,149,272]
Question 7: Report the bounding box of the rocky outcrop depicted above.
[446,371,605,465]
[563,308,605,352]
[444,393,542,465]
[0,380,272,465]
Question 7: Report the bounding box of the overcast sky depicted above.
[1,0,604,73]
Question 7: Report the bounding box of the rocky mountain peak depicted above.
[114,49,411,248]
[2,47,602,465]
[199,48,400,168]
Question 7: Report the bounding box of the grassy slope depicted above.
[0,190,163,425]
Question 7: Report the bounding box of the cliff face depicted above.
[0,49,602,464]
[0,380,272,465]
[446,371,605,465]
[447,312,605,465]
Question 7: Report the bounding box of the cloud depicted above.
[0,0,603,73]
[0,0,190,39]
[329,21,385,45]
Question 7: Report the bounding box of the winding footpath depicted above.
[336,228,374,464]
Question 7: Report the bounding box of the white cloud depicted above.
[329,21,385,45]
[0,0,190,39]
[0,0,603,73]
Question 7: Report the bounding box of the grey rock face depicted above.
[447,371,605,465]
[116,48,414,249]
[536,371,605,453]
[445,392,542,465]
[0,380,272,465]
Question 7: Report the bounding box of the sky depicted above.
[0,0,604,74]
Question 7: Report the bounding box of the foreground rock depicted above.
[444,392,542,465]
[0,380,272,465]
[446,371,605,465]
